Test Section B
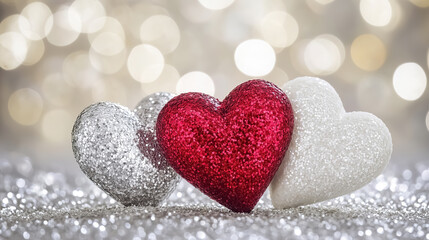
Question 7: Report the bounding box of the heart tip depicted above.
[227,205,255,213]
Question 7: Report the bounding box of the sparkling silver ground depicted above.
[0,153,428,239]
[71,92,179,206]
[270,77,393,209]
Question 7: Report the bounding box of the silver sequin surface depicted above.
[71,92,179,206]
[0,153,428,239]
[270,77,392,209]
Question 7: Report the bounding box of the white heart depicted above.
[270,77,392,209]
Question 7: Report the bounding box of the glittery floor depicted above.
[1,154,428,240]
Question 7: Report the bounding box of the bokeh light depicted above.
[176,71,215,96]
[426,111,429,132]
[0,14,23,33]
[356,75,391,114]
[140,15,181,55]
[22,39,45,66]
[234,39,276,77]
[41,109,73,143]
[91,79,127,103]
[91,32,124,56]
[393,62,427,101]
[258,11,299,52]
[427,49,429,71]
[288,39,309,74]
[409,0,429,8]
[265,67,289,88]
[41,73,73,107]
[180,2,214,23]
[8,88,43,126]
[86,16,126,74]
[122,3,169,41]
[89,47,127,75]
[63,51,99,89]
[314,0,336,4]
[68,0,106,33]
[198,0,235,10]
[304,35,344,75]
[0,32,28,70]
[19,2,52,40]
[141,64,180,95]
[87,17,125,44]
[351,34,386,71]
[360,0,392,27]
[127,44,164,83]
[46,8,80,47]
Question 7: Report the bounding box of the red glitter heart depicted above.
[156,80,294,212]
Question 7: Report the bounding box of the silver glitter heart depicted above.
[72,92,180,206]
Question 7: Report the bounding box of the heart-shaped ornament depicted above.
[270,77,392,209]
[72,92,180,206]
[156,80,294,212]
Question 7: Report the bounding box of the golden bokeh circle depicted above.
[8,88,43,126]
[351,34,386,71]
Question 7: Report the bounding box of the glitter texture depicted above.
[71,92,179,206]
[270,77,393,209]
[0,154,428,239]
[156,80,294,212]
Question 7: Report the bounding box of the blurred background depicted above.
[0,0,428,171]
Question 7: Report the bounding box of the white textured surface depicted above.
[270,77,392,209]
[71,92,180,206]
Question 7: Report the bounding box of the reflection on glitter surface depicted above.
[0,154,429,239]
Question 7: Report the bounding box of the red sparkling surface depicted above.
[156,80,294,212]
